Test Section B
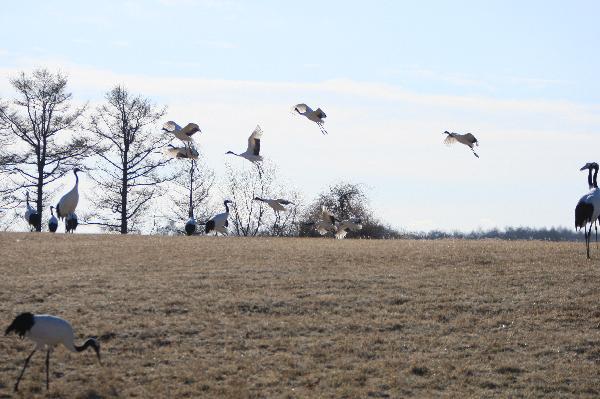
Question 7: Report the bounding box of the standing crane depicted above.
[56,168,81,222]
[575,162,600,259]
[5,312,100,392]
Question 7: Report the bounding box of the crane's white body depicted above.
[254,197,294,212]
[205,201,232,235]
[162,121,201,142]
[578,190,600,219]
[444,131,479,157]
[25,315,81,351]
[56,169,80,219]
[335,218,363,239]
[227,125,263,163]
[293,103,328,134]
[164,145,199,160]
[208,213,229,235]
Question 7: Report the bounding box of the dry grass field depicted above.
[0,233,599,398]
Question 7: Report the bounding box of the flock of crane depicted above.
[21,103,482,240]
[9,95,600,392]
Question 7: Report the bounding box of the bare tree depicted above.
[87,85,173,234]
[0,69,91,230]
[168,152,215,227]
[222,160,302,236]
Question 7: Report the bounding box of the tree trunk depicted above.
[121,149,128,234]
[36,154,44,232]
[36,177,43,232]
[189,161,194,216]
[121,175,128,234]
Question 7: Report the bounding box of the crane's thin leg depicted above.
[14,349,36,392]
[45,349,50,390]
[471,148,479,158]
[595,221,598,249]
[319,124,328,135]
[584,226,588,258]
[587,224,592,259]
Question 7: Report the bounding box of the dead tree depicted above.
[87,85,173,234]
[0,69,91,230]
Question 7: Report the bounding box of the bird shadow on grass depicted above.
[76,390,104,399]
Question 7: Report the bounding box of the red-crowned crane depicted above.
[24,192,40,232]
[48,206,58,233]
[185,210,197,236]
[5,312,100,392]
[226,125,263,163]
[575,162,600,259]
[205,200,233,235]
[65,213,78,234]
[162,121,201,142]
[164,144,199,160]
[56,168,81,221]
[335,218,363,239]
[293,103,328,134]
[304,206,338,236]
[252,197,295,213]
[443,131,479,158]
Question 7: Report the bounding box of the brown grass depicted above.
[0,233,599,398]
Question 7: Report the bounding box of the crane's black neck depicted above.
[75,338,101,361]
[50,206,54,217]
[587,167,593,189]
[224,201,230,213]
[593,166,598,189]
[74,170,79,185]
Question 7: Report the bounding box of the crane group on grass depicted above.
[24,103,480,239]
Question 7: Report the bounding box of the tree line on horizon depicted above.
[0,68,585,241]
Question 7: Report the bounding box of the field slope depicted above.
[0,233,599,398]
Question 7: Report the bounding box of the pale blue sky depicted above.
[1,1,600,231]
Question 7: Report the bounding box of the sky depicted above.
[1,0,600,231]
